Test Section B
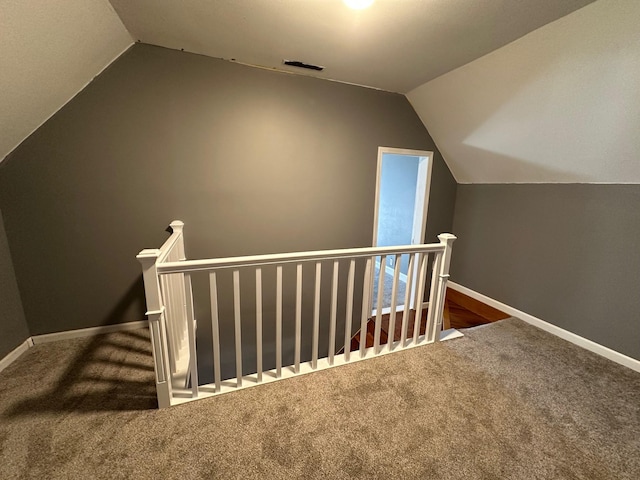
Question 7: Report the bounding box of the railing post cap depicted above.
[137,248,161,264]
[169,220,184,232]
[438,233,457,243]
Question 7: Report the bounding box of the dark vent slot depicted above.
[283,60,324,71]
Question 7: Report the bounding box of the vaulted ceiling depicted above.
[107,0,595,93]
[5,0,637,184]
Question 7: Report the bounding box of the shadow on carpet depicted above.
[1,328,157,417]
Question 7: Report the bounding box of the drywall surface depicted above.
[0,0,133,162]
[408,0,640,183]
[0,44,456,354]
[0,209,30,359]
[451,184,640,360]
[109,0,594,93]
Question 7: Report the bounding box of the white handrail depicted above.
[157,243,446,274]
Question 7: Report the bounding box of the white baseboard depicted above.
[441,328,464,342]
[0,338,33,374]
[448,281,640,373]
[1,321,149,372]
[31,320,148,345]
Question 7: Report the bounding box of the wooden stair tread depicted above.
[345,287,509,352]
[446,288,509,322]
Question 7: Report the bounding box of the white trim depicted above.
[371,147,434,312]
[0,338,33,374]
[440,328,464,341]
[412,155,433,246]
[371,147,434,247]
[31,320,148,345]
[448,281,640,373]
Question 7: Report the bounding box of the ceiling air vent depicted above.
[283,60,324,71]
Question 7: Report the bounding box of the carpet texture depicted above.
[1,319,639,479]
[372,265,407,309]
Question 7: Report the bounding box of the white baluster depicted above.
[160,275,177,375]
[175,275,185,359]
[328,260,339,365]
[256,268,263,383]
[413,253,428,344]
[360,257,372,358]
[233,269,243,387]
[276,265,282,378]
[387,254,401,352]
[209,272,221,392]
[400,254,415,348]
[184,273,198,397]
[425,252,442,344]
[344,260,355,362]
[374,255,386,354]
[295,263,302,374]
[312,262,321,369]
[177,271,187,345]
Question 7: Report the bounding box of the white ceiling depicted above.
[0,0,132,163]
[107,0,595,93]
[408,0,640,183]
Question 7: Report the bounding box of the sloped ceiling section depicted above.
[408,0,640,184]
[108,0,595,94]
[0,0,133,162]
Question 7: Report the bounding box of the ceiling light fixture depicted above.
[343,0,375,10]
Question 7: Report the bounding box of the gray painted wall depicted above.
[0,208,30,358]
[0,44,456,378]
[451,184,640,360]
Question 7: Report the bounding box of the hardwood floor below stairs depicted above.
[344,287,510,352]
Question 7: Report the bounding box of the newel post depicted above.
[169,220,186,260]
[431,234,456,342]
[137,248,173,408]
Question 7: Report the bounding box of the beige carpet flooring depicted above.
[372,265,407,309]
[1,319,639,479]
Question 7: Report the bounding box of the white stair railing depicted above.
[138,221,456,408]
